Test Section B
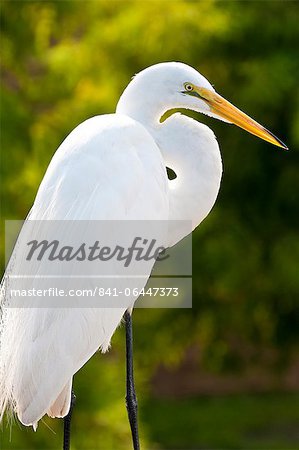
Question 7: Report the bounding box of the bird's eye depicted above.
[184,83,193,92]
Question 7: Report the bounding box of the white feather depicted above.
[0,114,169,426]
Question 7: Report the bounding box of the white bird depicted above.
[0,62,287,448]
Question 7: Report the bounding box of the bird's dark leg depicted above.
[124,310,140,450]
[63,391,76,450]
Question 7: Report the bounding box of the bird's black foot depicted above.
[124,310,140,450]
[63,391,76,450]
[126,388,139,450]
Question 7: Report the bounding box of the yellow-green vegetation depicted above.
[1,1,299,449]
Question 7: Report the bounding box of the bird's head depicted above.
[117,62,287,150]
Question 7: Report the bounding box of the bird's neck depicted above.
[149,114,222,244]
[117,98,223,245]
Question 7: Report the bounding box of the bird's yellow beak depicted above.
[194,87,288,150]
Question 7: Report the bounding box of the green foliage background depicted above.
[1,1,299,449]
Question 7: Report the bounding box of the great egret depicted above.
[0,62,287,450]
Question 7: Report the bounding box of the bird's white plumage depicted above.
[0,62,222,427]
[30,114,168,221]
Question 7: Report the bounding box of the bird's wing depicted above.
[0,113,169,426]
